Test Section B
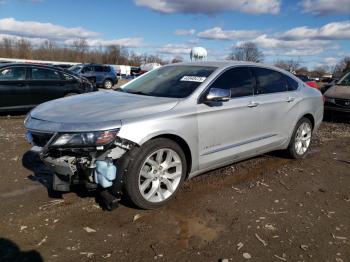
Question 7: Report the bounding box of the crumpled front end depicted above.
[25,117,136,193]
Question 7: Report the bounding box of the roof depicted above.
[0,63,70,71]
[172,60,267,69]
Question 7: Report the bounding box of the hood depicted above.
[26,91,179,132]
[324,85,350,100]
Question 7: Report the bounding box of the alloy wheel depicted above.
[294,122,312,155]
[138,148,182,203]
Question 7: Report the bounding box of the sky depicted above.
[0,0,349,69]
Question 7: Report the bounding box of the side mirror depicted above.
[205,88,231,102]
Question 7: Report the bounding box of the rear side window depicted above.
[254,68,287,94]
[0,67,26,80]
[103,66,111,72]
[32,68,62,80]
[210,67,255,98]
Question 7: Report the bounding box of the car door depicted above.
[197,67,262,170]
[250,67,300,149]
[0,66,32,110]
[29,66,66,105]
[93,65,105,85]
[80,65,95,84]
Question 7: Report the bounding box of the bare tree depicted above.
[72,39,88,62]
[171,56,184,64]
[228,42,264,62]
[16,38,32,59]
[274,59,300,73]
[334,56,350,77]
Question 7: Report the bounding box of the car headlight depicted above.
[324,96,335,103]
[51,130,119,148]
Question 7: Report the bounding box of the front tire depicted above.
[286,117,313,159]
[124,138,187,209]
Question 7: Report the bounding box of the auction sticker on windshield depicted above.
[180,76,207,82]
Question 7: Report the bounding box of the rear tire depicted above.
[123,138,187,209]
[286,117,313,159]
[103,79,113,89]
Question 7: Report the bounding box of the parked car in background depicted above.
[296,74,320,90]
[25,61,323,210]
[0,63,96,112]
[324,71,350,115]
[69,64,118,89]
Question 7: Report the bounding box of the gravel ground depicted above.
[0,115,349,262]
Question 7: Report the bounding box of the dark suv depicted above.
[69,64,118,89]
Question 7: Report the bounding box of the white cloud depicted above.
[0,17,144,48]
[0,17,97,40]
[157,44,191,55]
[134,0,281,14]
[0,33,48,45]
[300,0,350,15]
[174,29,196,36]
[280,21,350,40]
[197,27,260,40]
[324,57,338,66]
[245,34,331,56]
[65,37,144,48]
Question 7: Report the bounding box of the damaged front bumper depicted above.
[27,131,136,192]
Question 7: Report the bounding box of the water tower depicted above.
[190,47,207,61]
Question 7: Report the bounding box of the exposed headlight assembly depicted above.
[51,130,119,148]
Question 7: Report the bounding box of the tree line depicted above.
[0,38,164,66]
[1,37,349,77]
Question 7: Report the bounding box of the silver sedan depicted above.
[25,61,324,209]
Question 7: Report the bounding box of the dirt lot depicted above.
[0,115,349,262]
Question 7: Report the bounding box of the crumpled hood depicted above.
[26,91,179,132]
[324,85,350,99]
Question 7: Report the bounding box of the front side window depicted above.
[32,68,61,80]
[62,73,75,81]
[254,68,287,94]
[209,67,255,98]
[82,66,93,73]
[121,66,216,98]
[0,67,26,80]
[69,65,82,73]
[94,66,104,72]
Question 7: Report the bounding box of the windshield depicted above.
[338,71,350,86]
[120,65,217,98]
[69,65,82,73]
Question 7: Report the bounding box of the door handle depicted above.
[247,101,259,108]
[17,83,25,87]
[285,96,295,103]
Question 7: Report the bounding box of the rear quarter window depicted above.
[285,76,299,91]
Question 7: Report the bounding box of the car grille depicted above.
[31,132,54,147]
[334,98,350,108]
